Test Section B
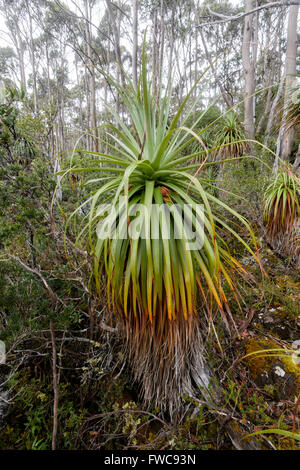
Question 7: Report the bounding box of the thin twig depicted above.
[50,321,59,451]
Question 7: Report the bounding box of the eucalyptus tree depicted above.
[256,7,286,136]
[105,0,126,88]
[132,0,139,88]
[82,0,98,151]
[0,0,27,92]
[196,0,243,111]
[275,3,299,168]
[242,0,257,141]
[0,47,18,85]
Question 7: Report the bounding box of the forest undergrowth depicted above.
[0,158,299,451]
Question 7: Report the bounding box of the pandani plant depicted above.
[63,46,262,416]
[263,167,300,266]
[210,111,248,193]
[213,111,248,159]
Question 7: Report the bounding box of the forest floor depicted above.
[0,160,299,450]
[0,237,299,451]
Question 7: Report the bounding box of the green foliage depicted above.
[0,370,86,450]
[0,8,299,451]
[56,45,267,416]
[0,87,35,163]
[213,111,247,158]
[263,167,300,238]
[67,47,259,330]
[0,88,89,347]
[245,428,300,444]
[224,378,273,425]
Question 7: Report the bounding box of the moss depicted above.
[278,437,300,451]
[281,355,300,394]
[244,337,300,399]
[244,338,278,381]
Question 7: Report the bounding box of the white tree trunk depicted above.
[242,0,256,141]
[275,4,299,168]
[132,0,138,89]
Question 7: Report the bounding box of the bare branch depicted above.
[50,321,59,451]
[197,1,300,27]
[6,255,65,307]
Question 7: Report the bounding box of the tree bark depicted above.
[157,0,165,100]
[167,5,175,85]
[132,0,138,89]
[264,61,285,145]
[151,6,158,99]
[84,0,98,152]
[242,0,256,141]
[277,4,299,164]
[26,1,38,113]
[106,0,126,87]
[199,28,233,109]
[15,26,26,93]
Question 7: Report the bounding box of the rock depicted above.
[274,366,285,377]
[263,315,274,324]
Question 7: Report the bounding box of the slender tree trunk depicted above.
[157,0,165,99]
[45,41,55,160]
[252,8,258,125]
[90,72,98,152]
[75,54,84,141]
[132,0,138,89]
[152,6,158,99]
[194,23,198,100]
[53,157,62,203]
[84,0,98,152]
[242,0,255,141]
[27,3,38,113]
[167,6,175,85]
[106,0,126,87]
[256,14,274,135]
[264,21,285,146]
[105,25,111,153]
[276,4,299,166]
[199,28,233,109]
[2,7,27,93]
[84,65,91,151]
[15,26,26,93]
